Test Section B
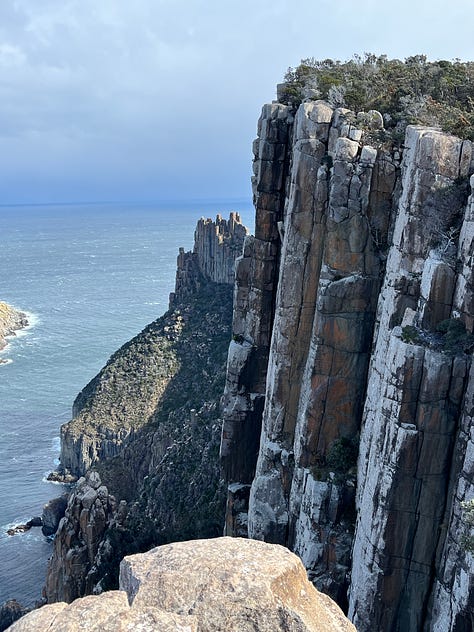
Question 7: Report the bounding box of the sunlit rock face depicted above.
[221,100,474,630]
[349,128,473,632]
[10,538,356,632]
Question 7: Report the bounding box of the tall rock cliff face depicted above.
[349,129,473,631]
[45,213,247,603]
[221,100,474,630]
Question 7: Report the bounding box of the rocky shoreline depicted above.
[0,302,28,358]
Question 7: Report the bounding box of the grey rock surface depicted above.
[42,495,68,537]
[10,538,355,632]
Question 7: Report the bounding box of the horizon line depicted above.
[0,196,253,209]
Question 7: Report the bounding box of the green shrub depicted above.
[436,318,474,354]
[326,437,359,475]
[401,325,420,344]
[282,54,474,141]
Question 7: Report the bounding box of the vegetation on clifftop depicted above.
[281,54,474,141]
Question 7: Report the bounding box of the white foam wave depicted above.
[1,518,37,534]
[3,310,40,342]
[17,310,40,336]
[0,310,40,366]
[41,475,65,486]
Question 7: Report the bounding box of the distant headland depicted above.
[0,302,28,360]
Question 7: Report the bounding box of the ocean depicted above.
[0,201,253,607]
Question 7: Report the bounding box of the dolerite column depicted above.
[220,103,293,536]
[349,128,473,632]
[247,101,334,544]
[248,102,388,606]
[424,174,474,632]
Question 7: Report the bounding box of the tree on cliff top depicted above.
[281,54,474,141]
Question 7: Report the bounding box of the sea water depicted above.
[0,201,253,607]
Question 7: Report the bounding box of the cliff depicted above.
[44,213,247,602]
[0,302,28,353]
[11,539,355,631]
[221,99,474,630]
[39,58,474,631]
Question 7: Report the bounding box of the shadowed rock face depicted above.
[0,601,27,632]
[221,102,474,630]
[220,103,293,492]
[10,539,356,632]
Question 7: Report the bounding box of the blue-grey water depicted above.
[0,201,253,607]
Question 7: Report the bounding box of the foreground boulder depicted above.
[9,538,355,631]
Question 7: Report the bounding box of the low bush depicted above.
[401,325,421,344]
[436,318,474,355]
[281,54,474,141]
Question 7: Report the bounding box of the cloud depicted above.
[0,0,474,203]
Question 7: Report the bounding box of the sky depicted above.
[1,0,474,205]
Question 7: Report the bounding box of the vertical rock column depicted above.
[349,128,473,632]
[221,103,293,536]
[288,142,397,607]
[194,213,248,284]
[248,104,393,604]
[425,176,474,632]
[247,101,335,544]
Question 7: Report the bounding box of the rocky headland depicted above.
[0,302,28,357]
[43,213,248,603]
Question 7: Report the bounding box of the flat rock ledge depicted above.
[8,537,355,631]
